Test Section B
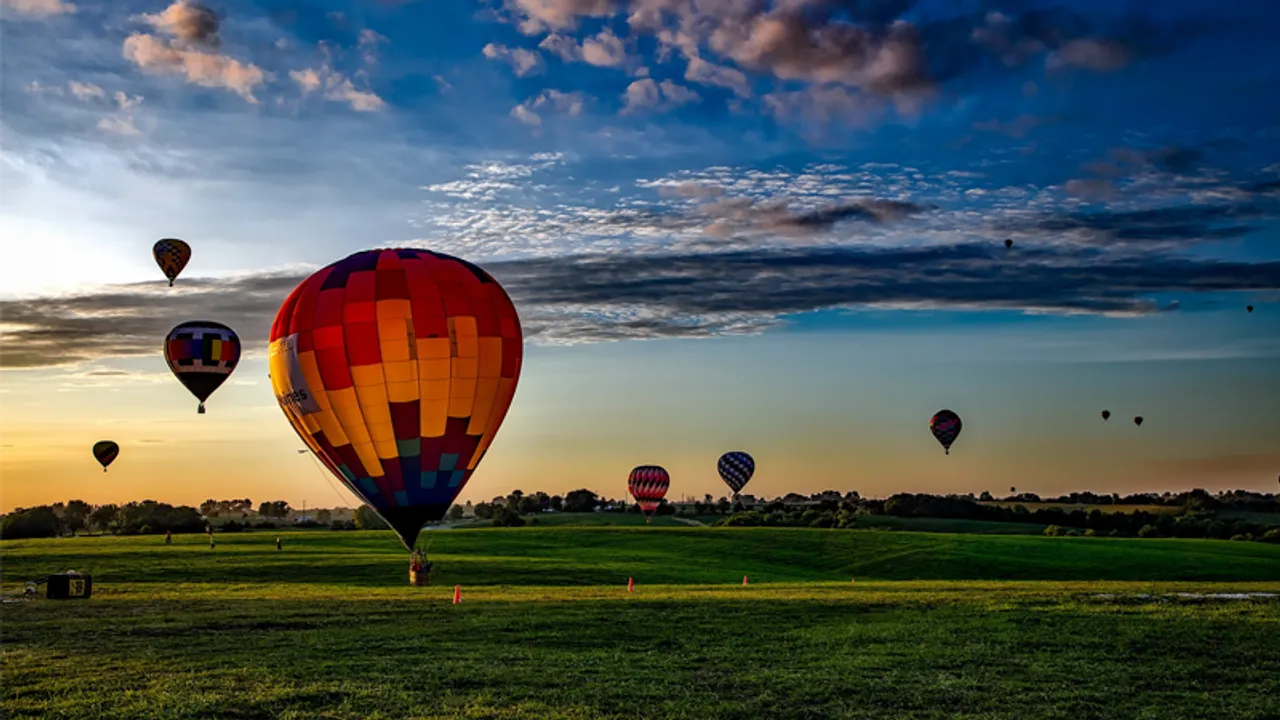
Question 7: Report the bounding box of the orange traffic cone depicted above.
[743,575,749,586]
[627,577,634,592]
[453,585,461,604]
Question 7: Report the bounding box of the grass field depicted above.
[4,528,1280,719]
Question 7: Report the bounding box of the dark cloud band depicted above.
[2,244,1276,368]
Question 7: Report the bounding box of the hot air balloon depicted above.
[153,238,191,287]
[1004,239,1013,249]
[92,440,119,472]
[1247,305,1254,313]
[1133,416,1144,427]
[628,465,670,524]
[1101,410,1111,421]
[717,451,755,498]
[929,409,962,455]
[165,321,241,414]
[268,249,522,551]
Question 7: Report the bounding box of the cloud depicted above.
[682,56,752,98]
[580,27,627,67]
[1,0,75,18]
[290,63,386,111]
[1003,202,1271,247]
[483,43,546,77]
[1063,178,1118,202]
[358,29,388,66]
[621,78,700,114]
[508,0,616,33]
[510,89,586,125]
[3,244,1277,365]
[1045,38,1131,74]
[123,33,268,103]
[68,81,105,102]
[137,0,221,48]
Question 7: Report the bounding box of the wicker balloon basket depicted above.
[409,549,432,586]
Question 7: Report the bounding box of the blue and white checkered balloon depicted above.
[717,451,755,494]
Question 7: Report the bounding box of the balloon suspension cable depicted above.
[169,279,175,287]
[198,403,206,414]
[302,452,355,508]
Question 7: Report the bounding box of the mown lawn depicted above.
[3,529,1279,719]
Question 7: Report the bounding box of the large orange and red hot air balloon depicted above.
[628,465,670,524]
[268,249,522,550]
[92,440,119,472]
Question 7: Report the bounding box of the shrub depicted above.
[1137,525,1160,538]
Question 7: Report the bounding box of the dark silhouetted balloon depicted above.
[1004,239,1013,249]
[628,465,670,524]
[1101,410,1111,421]
[165,321,241,414]
[268,249,523,550]
[717,451,755,496]
[930,409,962,455]
[153,238,191,287]
[92,440,119,472]
[1247,305,1254,313]
[1133,416,1144,427]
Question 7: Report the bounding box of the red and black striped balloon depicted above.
[628,465,670,523]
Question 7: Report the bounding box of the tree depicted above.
[448,504,465,521]
[90,504,119,534]
[0,506,63,539]
[550,495,563,512]
[474,502,495,520]
[563,489,600,513]
[491,505,526,527]
[315,509,332,524]
[64,500,92,535]
[257,500,292,518]
[354,505,389,530]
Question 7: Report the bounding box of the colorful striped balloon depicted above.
[268,249,523,550]
[628,465,670,523]
[164,321,241,414]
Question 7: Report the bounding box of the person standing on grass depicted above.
[165,530,172,545]
[275,537,282,551]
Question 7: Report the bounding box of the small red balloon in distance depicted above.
[628,465,670,524]
[268,249,523,550]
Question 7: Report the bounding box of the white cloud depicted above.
[1,0,75,18]
[290,64,386,112]
[483,43,546,77]
[123,33,268,103]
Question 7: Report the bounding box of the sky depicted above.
[1,0,1278,513]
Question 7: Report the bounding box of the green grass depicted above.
[4,529,1280,719]
[450,512,697,529]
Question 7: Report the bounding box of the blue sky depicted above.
[1,0,1278,510]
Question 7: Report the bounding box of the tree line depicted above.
[4,487,1278,541]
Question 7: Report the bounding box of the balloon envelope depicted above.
[930,409,962,454]
[1134,416,1144,426]
[153,238,191,287]
[1101,410,1111,420]
[269,249,523,549]
[165,321,241,413]
[717,451,755,495]
[92,440,119,471]
[628,465,670,522]
[1004,239,1013,248]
